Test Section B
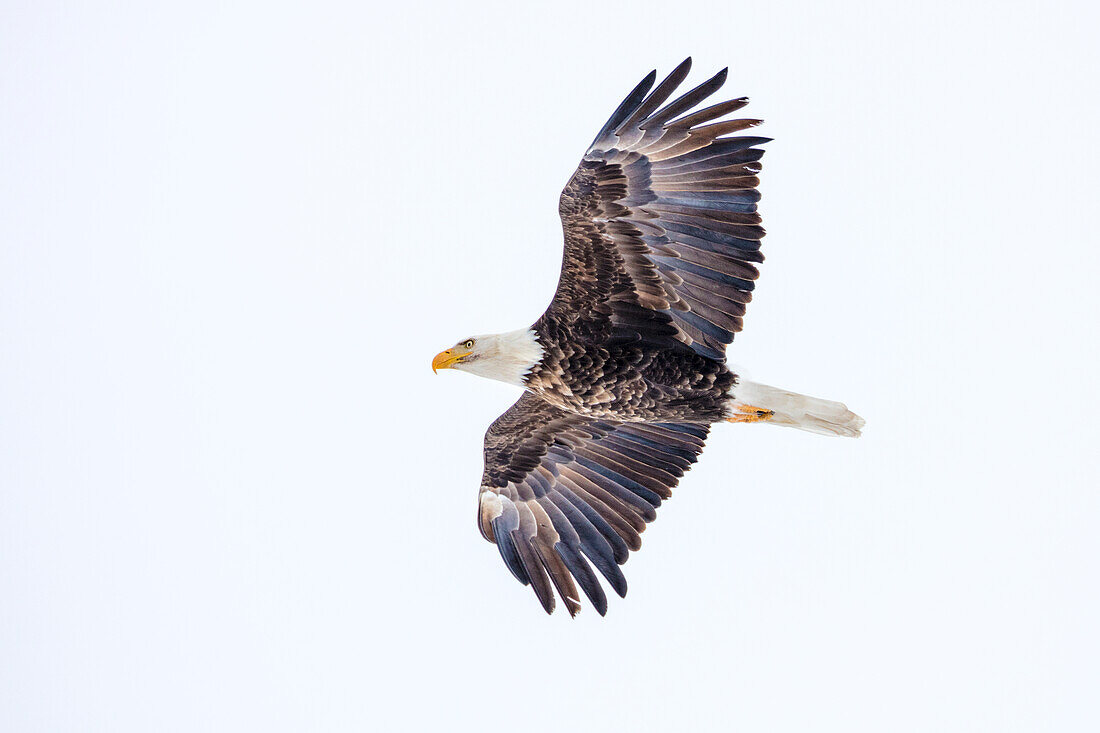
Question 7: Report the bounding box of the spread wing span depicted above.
[477,392,709,615]
[546,58,769,361]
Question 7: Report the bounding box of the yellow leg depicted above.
[726,404,775,423]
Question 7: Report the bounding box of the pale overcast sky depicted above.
[3,1,1098,731]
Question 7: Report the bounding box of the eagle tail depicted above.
[732,380,864,438]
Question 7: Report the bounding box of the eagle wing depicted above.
[544,58,769,361]
[477,392,709,615]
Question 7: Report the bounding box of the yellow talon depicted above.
[727,404,775,423]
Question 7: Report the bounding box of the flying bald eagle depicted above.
[433,59,863,616]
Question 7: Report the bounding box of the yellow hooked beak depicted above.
[432,348,469,373]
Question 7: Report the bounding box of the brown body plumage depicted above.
[525,336,736,423]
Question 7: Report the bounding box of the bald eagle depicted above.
[433,59,863,616]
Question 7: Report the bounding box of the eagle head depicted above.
[432,328,544,387]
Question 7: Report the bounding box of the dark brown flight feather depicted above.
[479,393,709,617]
[541,57,769,362]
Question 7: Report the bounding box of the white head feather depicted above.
[447,328,544,387]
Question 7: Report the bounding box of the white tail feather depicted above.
[733,380,865,437]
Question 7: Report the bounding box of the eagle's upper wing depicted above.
[477,392,709,616]
[544,58,769,361]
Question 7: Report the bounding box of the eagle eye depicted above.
[463,339,475,349]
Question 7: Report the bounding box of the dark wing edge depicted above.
[477,392,709,616]
[548,58,770,361]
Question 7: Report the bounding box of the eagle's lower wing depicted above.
[545,58,769,361]
[477,392,709,616]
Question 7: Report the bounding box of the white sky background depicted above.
[2,1,1098,730]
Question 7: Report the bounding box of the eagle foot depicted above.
[727,404,775,423]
